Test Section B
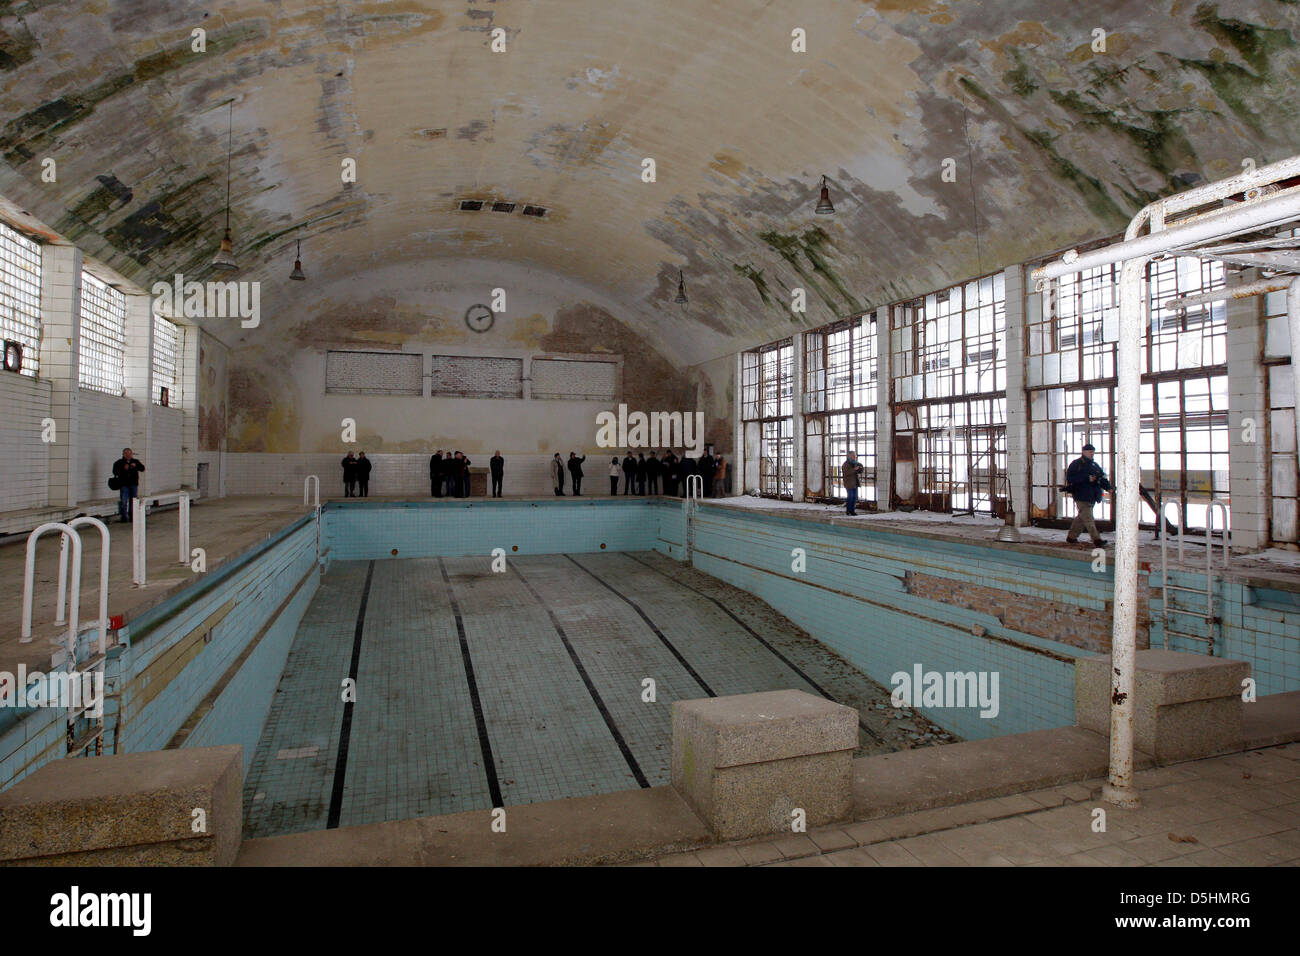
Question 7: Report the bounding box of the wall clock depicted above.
[465,304,494,333]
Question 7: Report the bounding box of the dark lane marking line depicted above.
[563,554,715,698]
[327,559,374,829]
[439,557,504,809]
[624,551,884,745]
[510,562,649,789]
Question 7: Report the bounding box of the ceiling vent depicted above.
[458,199,485,211]
[521,205,548,218]
[491,201,516,213]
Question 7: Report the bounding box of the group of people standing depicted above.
[427,450,503,498]
[345,447,731,499]
[340,451,372,497]
[607,450,727,497]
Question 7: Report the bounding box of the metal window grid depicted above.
[0,221,42,376]
[152,314,181,406]
[78,271,126,395]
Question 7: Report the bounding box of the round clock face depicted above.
[465,304,494,333]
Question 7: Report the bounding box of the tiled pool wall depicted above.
[6,499,1297,793]
[1151,569,1300,696]
[320,497,660,563]
[667,503,1088,740]
[0,516,319,790]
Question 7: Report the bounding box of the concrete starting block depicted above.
[1075,649,1249,764]
[671,689,858,840]
[0,745,242,866]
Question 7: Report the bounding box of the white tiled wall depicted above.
[150,404,184,492]
[225,452,632,497]
[74,390,132,503]
[0,371,51,512]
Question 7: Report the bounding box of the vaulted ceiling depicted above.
[2,0,1299,366]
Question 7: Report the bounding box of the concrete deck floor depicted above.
[642,742,1300,867]
[243,551,954,839]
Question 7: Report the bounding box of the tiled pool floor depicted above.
[242,551,955,839]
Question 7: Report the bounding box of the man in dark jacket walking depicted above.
[430,450,444,497]
[663,451,679,497]
[357,452,372,497]
[568,452,586,495]
[341,452,358,497]
[112,448,145,522]
[622,452,637,495]
[490,451,504,497]
[1065,442,1111,546]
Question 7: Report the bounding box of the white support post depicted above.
[304,474,320,507]
[133,500,147,587]
[178,493,190,565]
[874,306,893,510]
[1104,255,1147,809]
[1287,277,1300,466]
[792,332,805,502]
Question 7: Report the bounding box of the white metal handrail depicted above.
[1208,498,1230,570]
[304,474,320,507]
[131,490,190,587]
[55,516,110,656]
[1157,498,1231,656]
[22,524,82,657]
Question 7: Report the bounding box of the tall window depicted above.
[1028,255,1228,531]
[78,271,126,395]
[152,314,182,406]
[742,340,793,498]
[804,315,878,504]
[0,221,42,376]
[891,273,1008,515]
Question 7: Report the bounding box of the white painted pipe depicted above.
[66,516,110,656]
[178,493,190,565]
[1127,155,1300,234]
[133,500,147,587]
[304,474,320,507]
[1162,277,1290,311]
[1160,498,1185,566]
[1034,189,1300,282]
[22,523,82,660]
[1209,498,1231,570]
[1287,277,1300,469]
[55,533,68,625]
[1103,255,1145,809]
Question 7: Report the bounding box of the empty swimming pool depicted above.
[242,547,952,838]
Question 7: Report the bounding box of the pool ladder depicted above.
[684,475,703,561]
[1157,498,1230,656]
[21,519,112,757]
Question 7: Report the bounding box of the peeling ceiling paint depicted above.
[2,0,1300,367]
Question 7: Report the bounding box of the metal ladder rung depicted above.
[67,725,104,755]
[1161,583,1211,594]
[1163,627,1213,643]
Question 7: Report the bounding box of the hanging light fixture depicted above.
[289,238,306,281]
[674,269,688,306]
[814,174,835,215]
[211,101,239,272]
